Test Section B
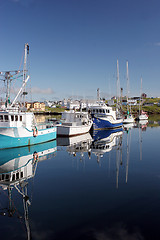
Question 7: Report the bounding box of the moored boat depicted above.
[123,114,135,124]
[57,110,93,136]
[0,44,57,149]
[88,102,123,129]
[136,78,148,121]
[136,110,148,121]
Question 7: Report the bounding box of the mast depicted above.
[116,59,120,110]
[139,77,142,115]
[22,43,29,105]
[116,59,119,105]
[11,44,30,107]
[126,61,129,114]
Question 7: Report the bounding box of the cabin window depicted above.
[5,174,10,181]
[15,115,18,121]
[4,115,9,121]
[99,109,102,113]
[11,115,14,121]
[21,172,23,178]
[12,174,15,181]
[16,172,19,180]
[20,116,22,121]
[0,115,3,121]
[96,109,98,113]
[93,109,95,113]
[103,109,105,113]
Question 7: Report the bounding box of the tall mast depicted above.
[23,43,29,105]
[23,43,29,83]
[11,44,30,107]
[139,77,142,115]
[116,59,120,108]
[126,61,129,113]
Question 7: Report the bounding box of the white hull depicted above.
[57,122,92,136]
[123,116,135,124]
[138,114,148,120]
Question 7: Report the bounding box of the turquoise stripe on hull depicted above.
[0,140,57,166]
[0,130,56,149]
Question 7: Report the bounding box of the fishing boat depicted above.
[0,44,57,149]
[123,61,135,124]
[57,110,93,136]
[89,102,123,129]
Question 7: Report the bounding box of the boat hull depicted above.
[92,116,123,130]
[0,126,57,149]
[57,123,92,136]
[123,116,135,124]
[137,115,148,120]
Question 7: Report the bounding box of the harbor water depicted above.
[0,122,160,240]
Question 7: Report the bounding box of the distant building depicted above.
[141,93,147,98]
[26,102,45,111]
[121,98,137,106]
[62,99,68,108]
[67,100,80,110]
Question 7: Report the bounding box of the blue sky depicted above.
[0,0,160,101]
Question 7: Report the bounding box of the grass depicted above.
[45,106,66,113]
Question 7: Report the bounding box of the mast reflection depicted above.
[0,140,57,240]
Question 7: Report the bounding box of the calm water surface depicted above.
[0,123,160,240]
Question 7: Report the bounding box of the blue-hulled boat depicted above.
[88,102,123,130]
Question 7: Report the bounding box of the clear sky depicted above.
[0,0,160,101]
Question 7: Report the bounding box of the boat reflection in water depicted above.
[123,122,135,132]
[57,133,93,160]
[0,140,57,240]
[91,128,123,164]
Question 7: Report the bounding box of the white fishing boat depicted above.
[0,44,57,149]
[123,61,135,124]
[57,110,93,136]
[89,101,123,129]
